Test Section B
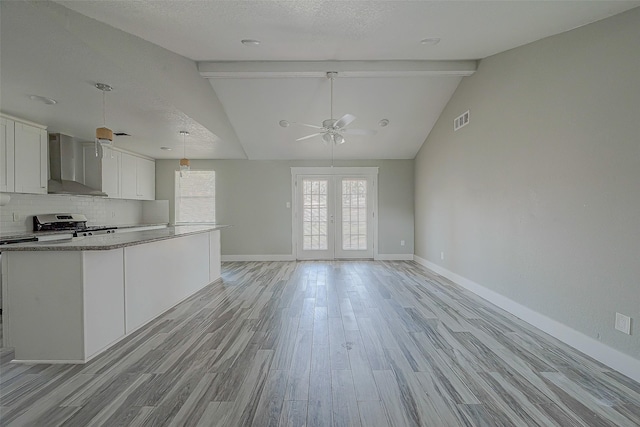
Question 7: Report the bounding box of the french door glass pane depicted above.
[302,178,329,250]
[341,179,367,250]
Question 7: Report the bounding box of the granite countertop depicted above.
[1,225,229,251]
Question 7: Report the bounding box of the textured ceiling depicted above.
[55,1,640,61]
[1,1,638,160]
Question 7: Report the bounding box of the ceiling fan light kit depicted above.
[286,71,377,145]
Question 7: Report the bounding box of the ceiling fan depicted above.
[281,72,377,144]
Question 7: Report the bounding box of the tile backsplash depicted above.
[0,193,147,235]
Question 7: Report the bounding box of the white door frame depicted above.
[291,167,378,260]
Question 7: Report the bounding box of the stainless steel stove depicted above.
[33,213,117,237]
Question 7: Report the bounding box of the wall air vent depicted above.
[114,132,130,136]
[454,110,470,131]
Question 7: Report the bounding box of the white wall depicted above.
[414,8,640,368]
[156,159,414,258]
[0,193,145,235]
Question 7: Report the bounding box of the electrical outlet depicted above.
[286,202,291,209]
[13,213,22,222]
[440,251,445,260]
[615,313,631,335]
[400,240,405,246]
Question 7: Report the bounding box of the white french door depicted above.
[294,168,376,260]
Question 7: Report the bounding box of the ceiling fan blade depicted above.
[333,113,356,130]
[342,128,377,136]
[296,133,323,141]
[296,123,324,130]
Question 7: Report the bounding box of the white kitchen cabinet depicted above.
[2,228,221,363]
[83,145,121,198]
[85,147,154,200]
[136,157,155,200]
[0,115,47,194]
[14,121,47,194]
[120,152,138,199]
[121,152,155,200]
[4,249,126,362]
[0,117,15,192]
[101,147,121,198]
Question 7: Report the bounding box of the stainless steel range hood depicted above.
[48,133,108,196]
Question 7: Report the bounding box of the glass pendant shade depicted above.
[179,131,190,175]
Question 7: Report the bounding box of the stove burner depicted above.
[33,214,117,236]
[74,227,118,237]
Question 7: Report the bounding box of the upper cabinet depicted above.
[135,156,155,200]
[120,152,155,200]
[0,115,47,194]
[0,117,15,192]
[84,145,121,198]
[84,145,154,200]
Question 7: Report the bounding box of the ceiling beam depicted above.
[198,60,477,79]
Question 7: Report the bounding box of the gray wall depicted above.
[414,8,640,358]
[156,159,414,257]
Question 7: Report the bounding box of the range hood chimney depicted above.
[48,133,108,196]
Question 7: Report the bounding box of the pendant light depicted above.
[95,83,114,157]
[179,131,190,176]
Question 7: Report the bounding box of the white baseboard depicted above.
[413,255,640,383]
[375,254,414,261]
[221,254,295,262]
[222,254,414,262]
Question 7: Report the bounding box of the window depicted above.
[302,178,329,250]
[341,178,367,250]
[175,170,215,224]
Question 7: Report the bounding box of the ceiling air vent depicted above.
[454,110,469,131]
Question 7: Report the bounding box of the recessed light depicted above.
[241,39,261,46]
[420,38,441,45]
[29,95,57,105]
[279,120,290,128]
[160,147,173,151]
[379,119,389,127]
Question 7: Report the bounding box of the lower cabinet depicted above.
[3,230,221,363]
[3,249,125,362]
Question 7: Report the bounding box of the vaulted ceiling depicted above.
[1,1,638,160]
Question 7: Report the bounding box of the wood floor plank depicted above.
[357,400,391,427]
[328,317,350,371]
[344,330,379,401]
[1,260,639,427]
[307,307,332,426]
[372,370,418,427]
[331,370,361,427]
[279,400,308,427]
[251,369,288,427]
[285,329,312,401]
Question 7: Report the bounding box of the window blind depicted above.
[175,170,215,224]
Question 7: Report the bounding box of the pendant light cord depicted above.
[102,90,106,126]
[330,75,334,121]
[330,75,334,167]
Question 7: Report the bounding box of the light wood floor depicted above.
[1,261,640,426]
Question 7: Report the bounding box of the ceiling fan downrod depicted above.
[327,71,337,124]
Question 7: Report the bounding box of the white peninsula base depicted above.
[2,229,221,363]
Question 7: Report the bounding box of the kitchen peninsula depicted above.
[1,225,226,363]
